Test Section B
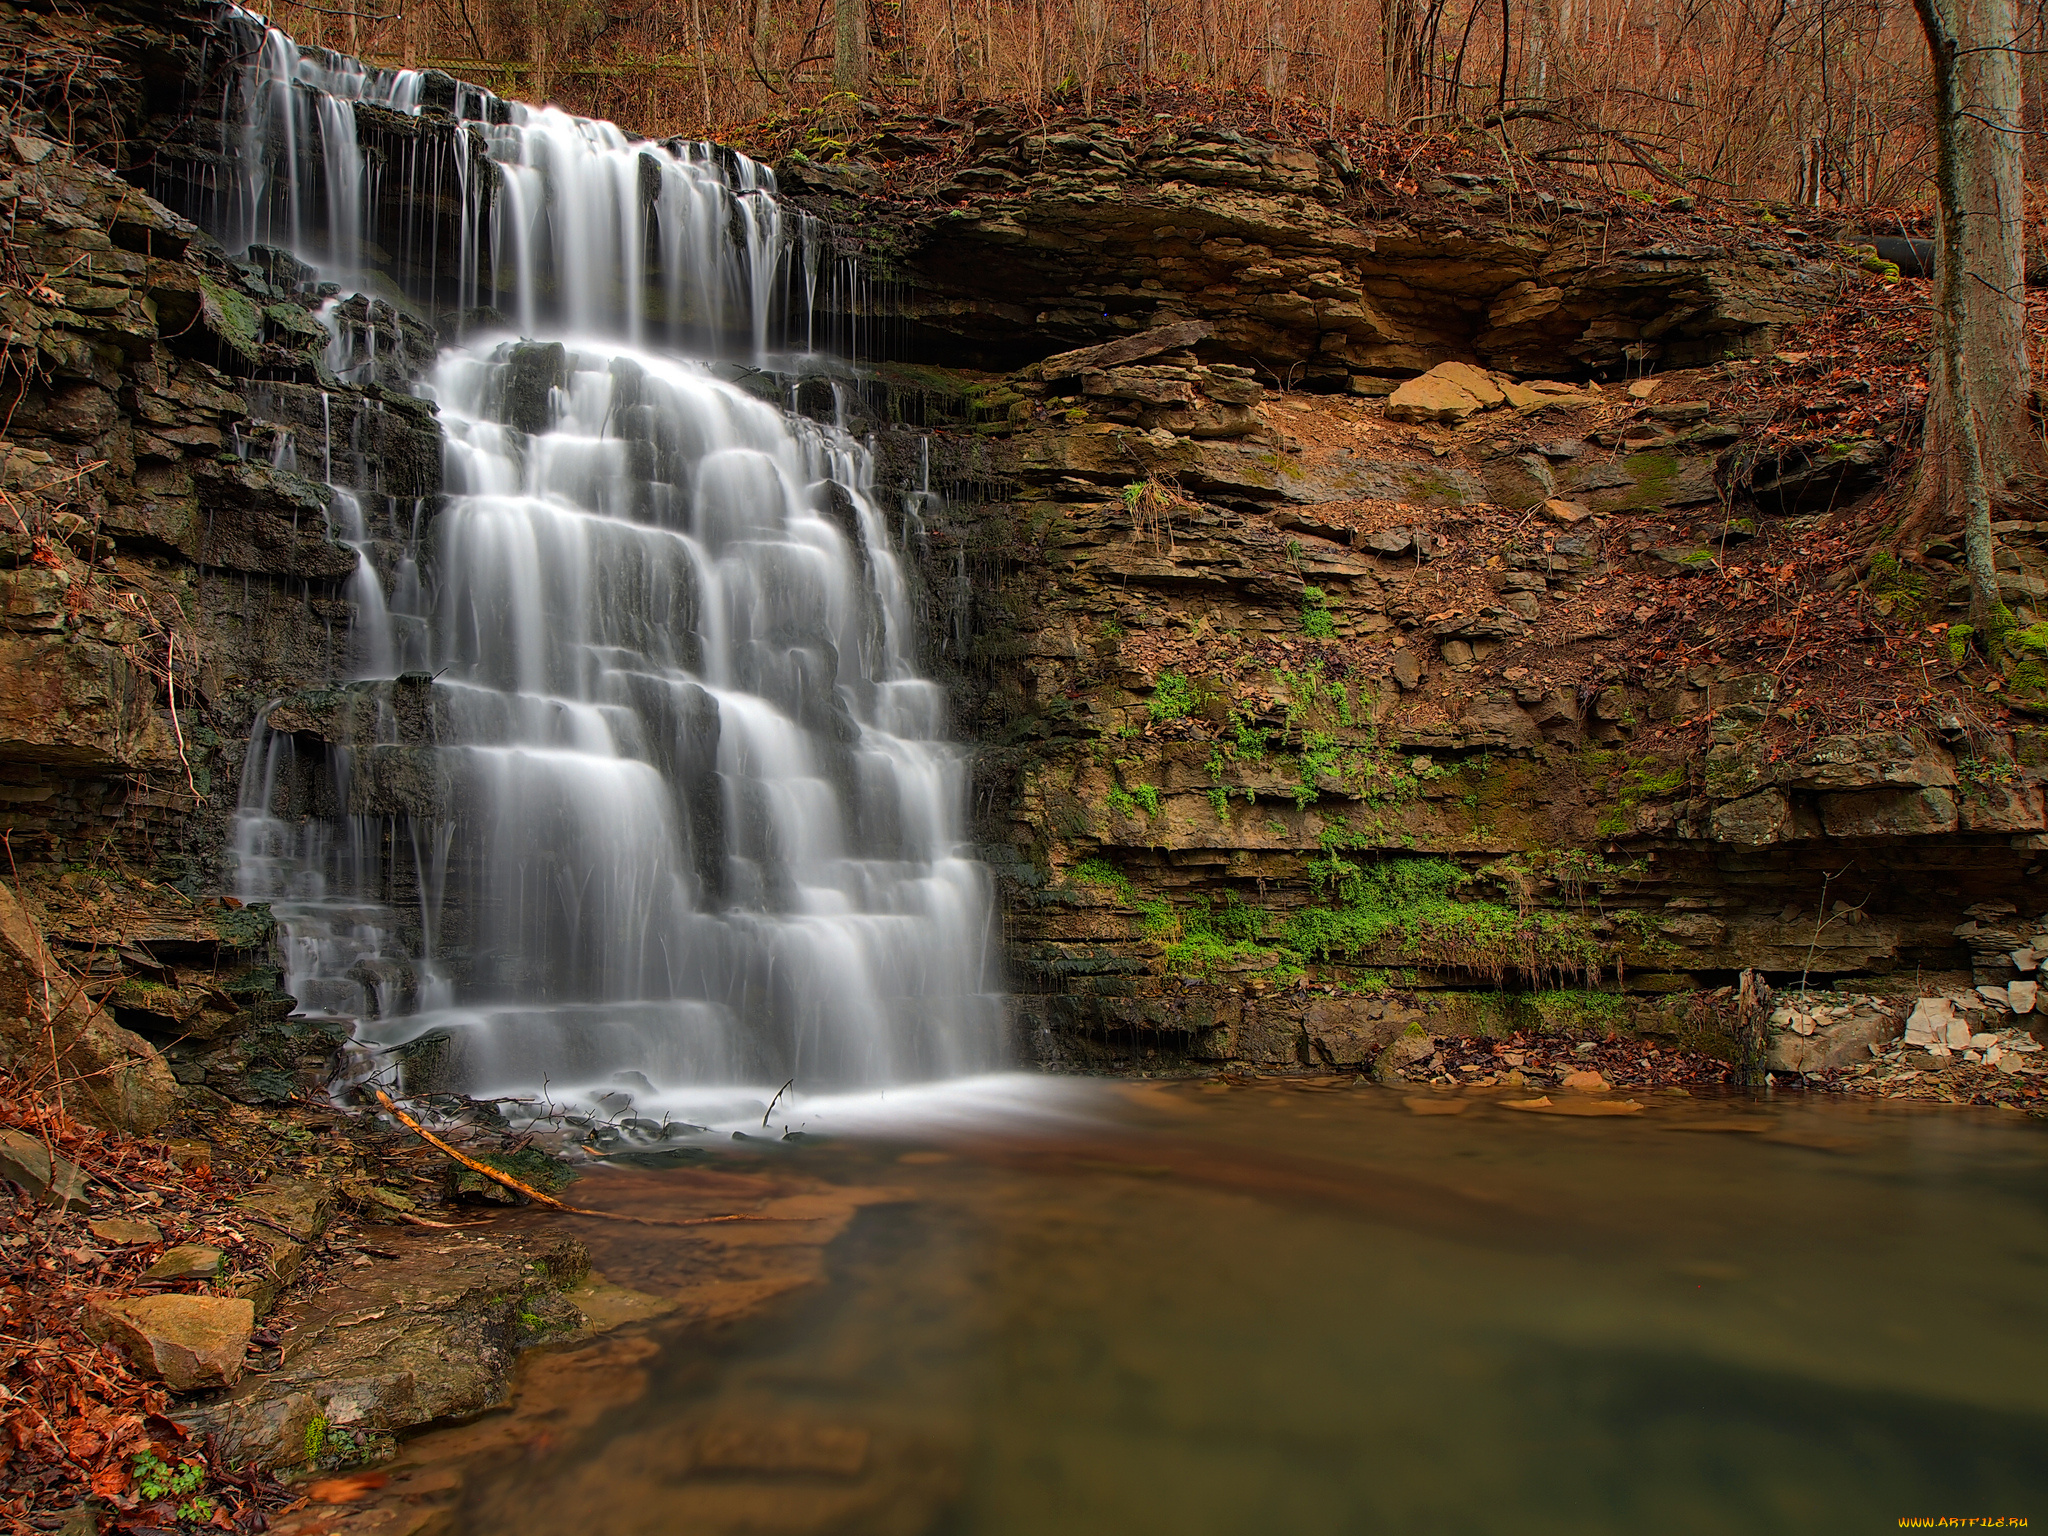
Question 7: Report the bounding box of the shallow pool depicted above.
[356,1076,2048,1535]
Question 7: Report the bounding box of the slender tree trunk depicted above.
[1262,0,1289,96]
[1526,0,1555,98]
[834,0,870,92]
[1911,0,2043,651]
[1382,0,1421,118]
[754,0,777,96]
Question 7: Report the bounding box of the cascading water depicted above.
[213,8,1003,1117]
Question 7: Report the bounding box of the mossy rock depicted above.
[194,276,264,367]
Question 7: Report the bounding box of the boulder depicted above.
[1430,362,1505,407]
[1541,497,1592,525]
[1360,528,1417,557]
[1709,789,1792,846]
[1960,784,2048,832]
[1818,787,1958,838]
[235,1177,337,1243]
[1502,379,1598,411]
[1385,364,1496,424]
[1781,732,1956,792]
[1373,1030,1435,1083]
[87,1295,254,1391]
[0,883,178,1134]
[1768,1007,1902,1072]
[1300,997,1404,1067]
[0,1127,89,1209]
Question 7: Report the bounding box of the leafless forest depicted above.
[258,0,2042,208]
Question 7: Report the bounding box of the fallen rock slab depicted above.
[1386,364,1494,424]
[87,1294,254,1390]
[0,1126,90,1209]
[88,1217,162,1245]
[145,1243,225,1281]
[1904,996,1954,1046]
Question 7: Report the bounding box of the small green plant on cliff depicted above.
[1593,757,1688,838]
[1133,890,1302,981]
[1122,476,1194,549]
[1072,857,1132,901]
[1299,585,1337,639]
[1281,856,1606,987]
[1149,670,1203,723]
[1108,782,1161,819]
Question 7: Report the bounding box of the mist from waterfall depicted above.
[217,8,1004,1115]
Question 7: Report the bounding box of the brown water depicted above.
[362,1078,2048,1535]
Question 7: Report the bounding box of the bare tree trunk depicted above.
[1526,0,1555,98]
[1912,0,2043,653]
[1262,0,1289,95]
[527,0,551,103]
[1382,0,1422,118]
[754,0,777,94]
[835,0,870,92]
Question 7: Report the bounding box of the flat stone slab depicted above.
[87,1294,253,1391]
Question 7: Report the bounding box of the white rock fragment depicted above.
[1947,1017,1975,1048]
[1999,1055,2025,1074]
[2013,948,2041,972]
[1985,1045,2004,1066]
[1970,1032,2001,1049]
[2010,979,2038,1014]
[1905,997,1954,1046]
[1928,1042,1954,1060]
[1977,985,2011,1007]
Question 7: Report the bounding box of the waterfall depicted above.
[215,9,1003,1114]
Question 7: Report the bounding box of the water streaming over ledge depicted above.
[213,9,1003,1108]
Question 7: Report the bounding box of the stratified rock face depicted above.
[865,329,2042,1071]
[787,115,1836,380]
[0,119,440,870]
[0,3,448,1110]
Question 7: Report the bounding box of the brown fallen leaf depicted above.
[306,1472,389,1503]
[1403,1097,1469,1116]
[1501,1096,1646,1117]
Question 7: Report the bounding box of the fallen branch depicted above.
[372,1090,791,1229]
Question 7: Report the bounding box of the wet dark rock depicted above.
[502,340,568,434]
